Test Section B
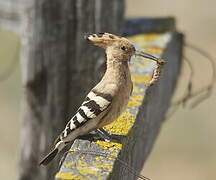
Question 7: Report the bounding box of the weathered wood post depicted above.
[0,0,20,33]
[18,1,125,180]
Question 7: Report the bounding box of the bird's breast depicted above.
[98,76,132,128]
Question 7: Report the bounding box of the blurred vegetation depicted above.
[0,30,21,104]
[0,30,21,180]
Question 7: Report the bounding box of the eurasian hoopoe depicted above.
[39,32,164,166]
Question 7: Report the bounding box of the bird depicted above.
[39,32,164,166]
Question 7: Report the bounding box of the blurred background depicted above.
[0,0,215,179]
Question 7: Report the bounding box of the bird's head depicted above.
[85,32,165,64]
[85,32,136,61]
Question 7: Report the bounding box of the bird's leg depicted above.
[78,131,101,141]
[96,128,112,142]
[78,129,112,142]
[96,128,127,143]
[78,128,127,143]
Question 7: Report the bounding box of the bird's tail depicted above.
[39,148,59,166]
[39,141,65,166]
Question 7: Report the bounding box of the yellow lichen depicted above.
[70,147,79,152]
[131,95,144,101]
[128,34,161,43]
[55,173,83,180]
[64,162,75,168]
[132,84,142,93]
[77,160,87,168]
[95,156,105,161]
[127,101,141,107]
[77,166,99,177]
[92,162,113,172]
[103,111,136,135]
[127,95,144,107]
[131,75,151,83]
[133,61,149,68]
[142,45,164,55]
[70,158,100,177]
[96,140,122,150]
[111,152,118,157]
[95,152,117,161]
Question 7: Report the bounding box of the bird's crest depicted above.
[86,32,136,61]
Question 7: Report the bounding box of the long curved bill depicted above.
[135,50,165,65]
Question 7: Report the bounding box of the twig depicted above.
[170,42,215,115]
[185,43,215,108]
[171,56,194,107]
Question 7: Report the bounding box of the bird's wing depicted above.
[56,85,116,143]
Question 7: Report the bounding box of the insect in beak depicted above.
[135,50,165,65]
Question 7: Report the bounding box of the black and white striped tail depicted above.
[39,148,59,166]
[39,141,65,166]
[40,90,113,165]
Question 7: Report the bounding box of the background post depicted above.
[18,1,125,180]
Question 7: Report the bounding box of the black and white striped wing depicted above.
[59,89,113,141]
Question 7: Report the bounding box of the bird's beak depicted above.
[135,50,165,65]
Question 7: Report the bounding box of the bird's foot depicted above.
[96,128,112,142]
[96,128,127,143]
[78,128,127,143]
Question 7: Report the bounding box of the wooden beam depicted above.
[55,30,183,180]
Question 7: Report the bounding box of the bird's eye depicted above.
[121,46,126,51]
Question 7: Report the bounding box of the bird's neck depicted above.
[103,55,131,84]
